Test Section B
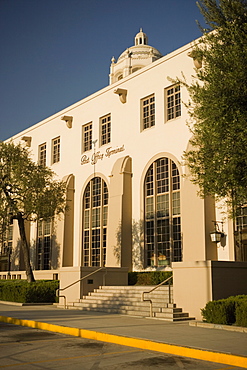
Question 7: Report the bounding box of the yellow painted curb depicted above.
[1,315,247,368]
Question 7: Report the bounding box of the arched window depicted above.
[82,177,108,267]
[235,205,247,261]
[144,158,182,267]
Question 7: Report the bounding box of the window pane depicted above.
[144,158,182,266]
[101,114,111,145]
[166,85,181,121]
[52,137,60,163]
[83,123,92,152]
[82,177,108,267]
[172,192,180,215]
[142,95,155,130]
[157,194,169,217]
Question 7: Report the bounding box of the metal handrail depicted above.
[141,275,173,317]
[56,267,106,309]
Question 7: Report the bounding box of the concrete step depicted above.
[88,291,173,299]
[69,301,184,315]
[66,303,193,321]
[77,297,174,309]
[91,287,172,293]
[66,284,194,322]
[81,294,173,302]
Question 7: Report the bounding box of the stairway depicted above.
[66,285,195,321]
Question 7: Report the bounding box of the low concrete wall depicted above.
[0,270,59,281]
[172,261,247,320]
[59,266,129,306]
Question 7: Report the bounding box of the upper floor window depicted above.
[38,143,46,166]
[100,114,111,146]
[166,85,181,121]
[82,122,92,152]
[142,94,155,130]
[52,137,60,164]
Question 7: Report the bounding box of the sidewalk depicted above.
[0,303,246,368]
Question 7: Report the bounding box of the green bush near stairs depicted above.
[128,271,172,286]
[201,295,247,327]
[0,280,59,303]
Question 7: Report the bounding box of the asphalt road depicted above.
[0,322,246,370]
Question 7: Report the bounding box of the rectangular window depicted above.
[38,143,46,166]
[82,122,92,152]
[142,94,155,130]
[100,114,111,146]
[37,219,52,270]
[52,137,60,164]
[166,85,181,121]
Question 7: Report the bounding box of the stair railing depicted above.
[56,267,107,309]
[141,275,173,317]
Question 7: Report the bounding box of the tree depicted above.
[183,0,247,214]
[0,141,67,282]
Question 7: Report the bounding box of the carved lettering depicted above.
[81,154,90,165]
[81,145,125,165]
[91,151,104,165]
[105,145,125,158]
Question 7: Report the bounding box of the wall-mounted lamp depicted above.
[210,221,225,243]
[61,115,73,128]
[114,88,127,104]
[21,136,32,147]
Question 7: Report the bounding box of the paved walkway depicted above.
[0,303,246,368]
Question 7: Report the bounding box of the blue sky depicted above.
[0,0,205,141]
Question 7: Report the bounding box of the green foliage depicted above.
[201,298,236,324]
[0,141,67,223]
[0,141,67,281]
[235,299,247,327]
[128,271,172,285]
[0,280,59,303]
[201,295,247,326]
[183,0,247,211]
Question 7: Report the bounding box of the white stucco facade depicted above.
[1,30,247,319]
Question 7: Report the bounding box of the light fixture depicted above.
[210,221,225,243]
[61,115,73,128]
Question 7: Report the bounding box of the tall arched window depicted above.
[144,158,182,267]
[82,177,108,267]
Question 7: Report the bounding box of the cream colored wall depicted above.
[7,38,233,274]
[173,261,247,320]
[172,261,213,320]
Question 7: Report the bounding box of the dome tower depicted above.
[109,29,163,84]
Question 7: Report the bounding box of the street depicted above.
[0,322,246,369]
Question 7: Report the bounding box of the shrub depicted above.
[128,271,172,286]
[235,299,247,327]
[201,299,235,325]
[201,295,247,326]
[0,280,59,303]
[128,272,138,285]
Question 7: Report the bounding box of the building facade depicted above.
[1,30,247,319]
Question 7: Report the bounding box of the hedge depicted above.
[201,295,247,327]
[0,280,59,303]
[128,271,172,286]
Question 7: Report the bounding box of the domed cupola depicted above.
[109,29,163,84]
[135,28,148,45]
